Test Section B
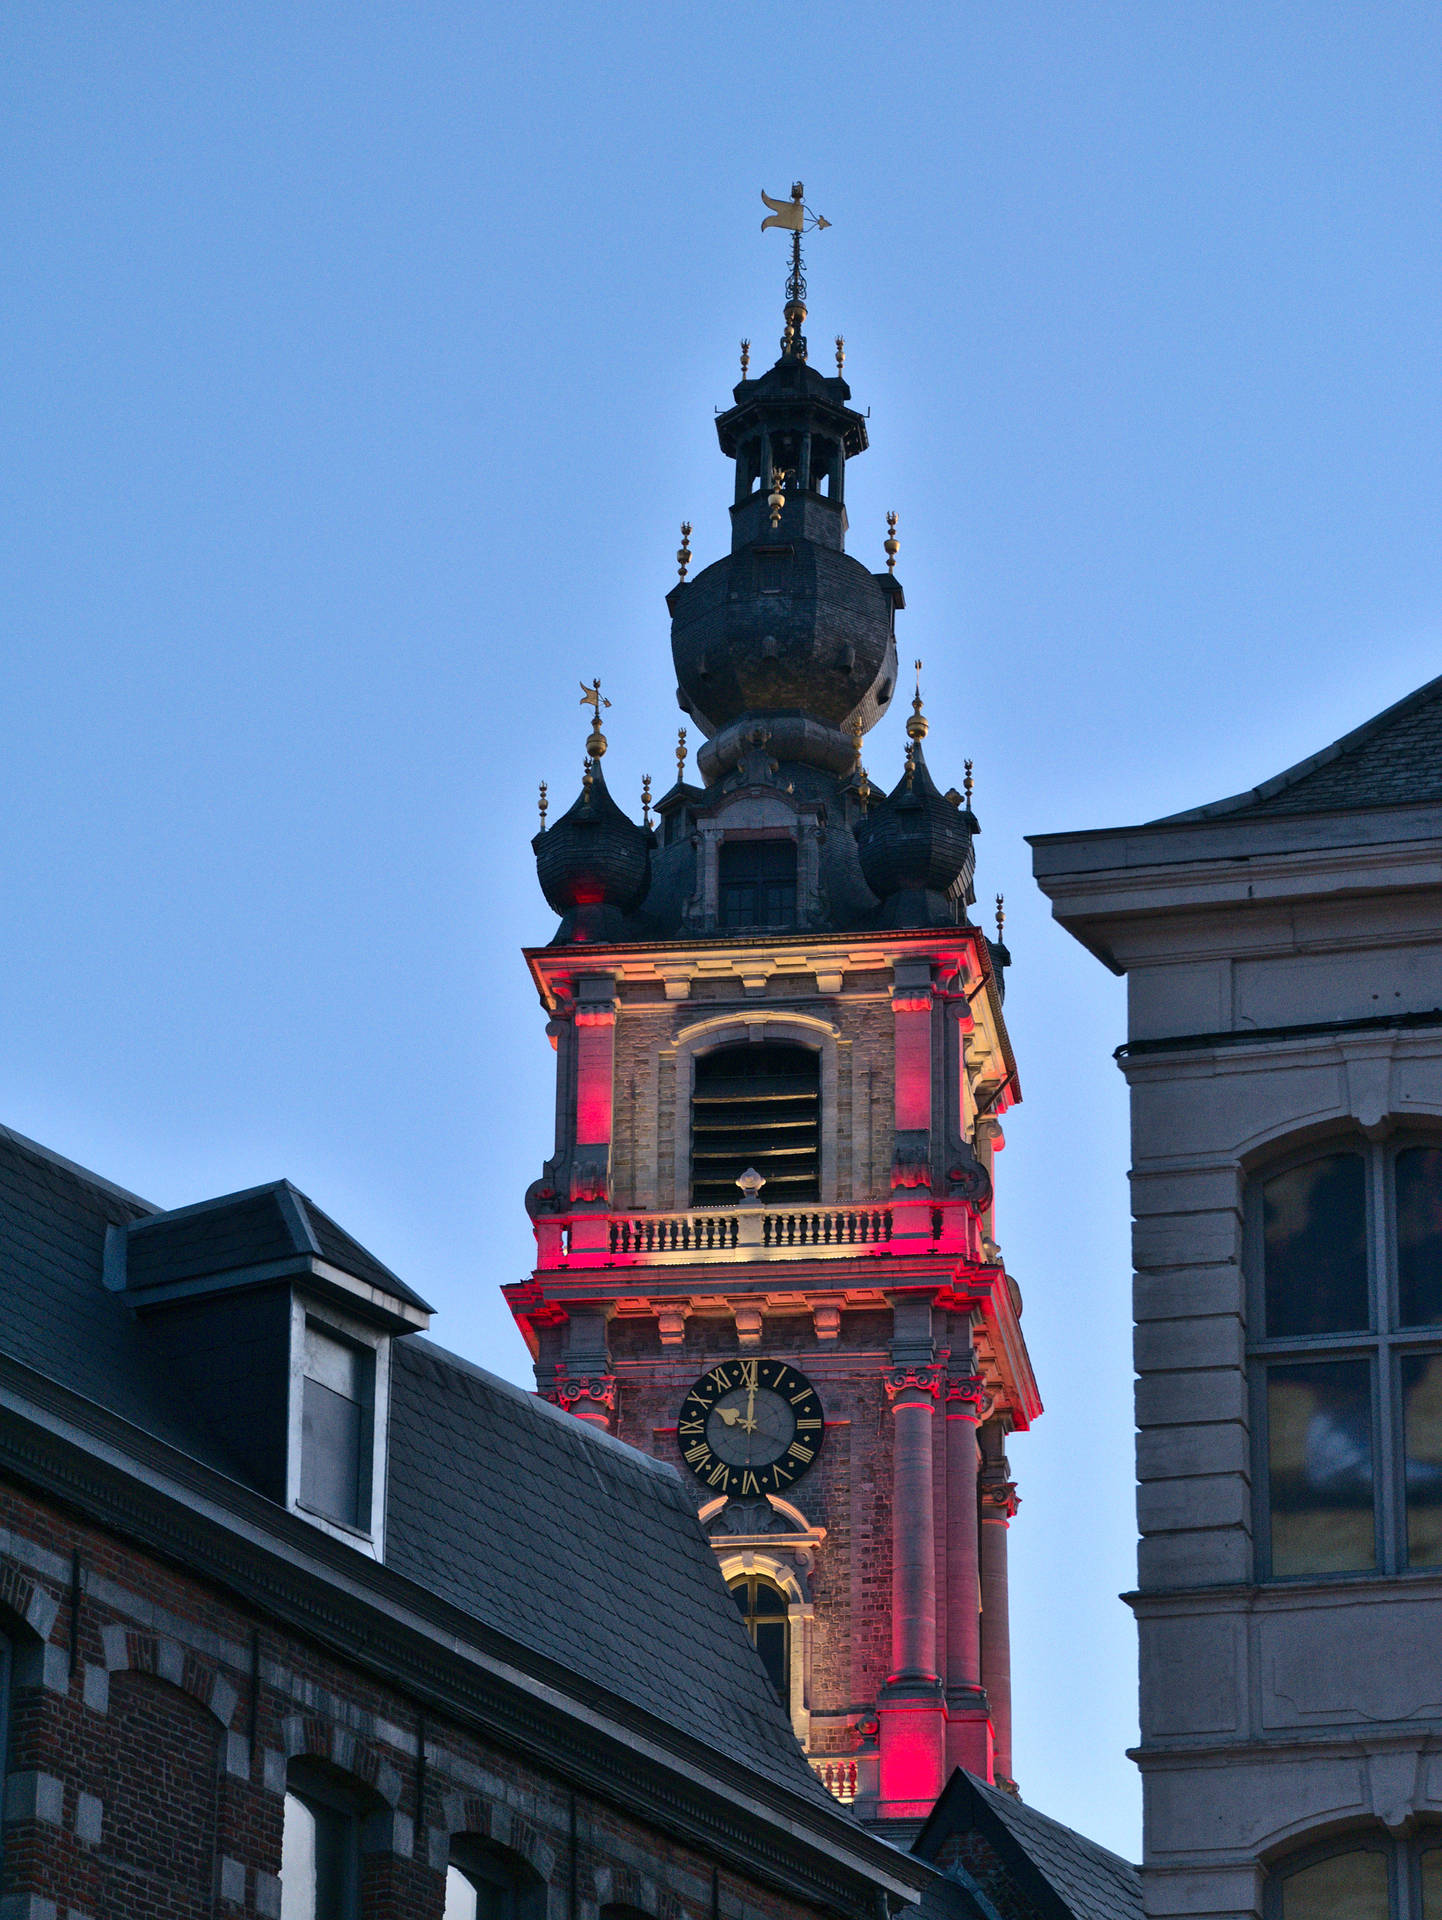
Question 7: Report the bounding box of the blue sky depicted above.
[6,3,1442,1856]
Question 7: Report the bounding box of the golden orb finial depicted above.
[964,758,974,811]
[995,894,1006,943]
[884,510,899,572]
[538,780,548,831]
[581,757,594,797]
[677,521,692,583]
[906,658,928,741]
[835,335,845,375]
[740,338,751,379]
[641,773,652,828]
[676,727,688,782]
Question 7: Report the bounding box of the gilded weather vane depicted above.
[761,182,830,360]
[579,679,611,760]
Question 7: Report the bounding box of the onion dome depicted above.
[533,758,651,945]
[667,318,900,782]
[854,738,978,929]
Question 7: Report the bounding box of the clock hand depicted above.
[716,1406,743,1426]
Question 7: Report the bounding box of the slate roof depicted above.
[124,1178,432,1313]
[915,1771,1142,1920]
[1163,670,1442,822]
[387,1341,832,1803]
[0,1121,831,1810]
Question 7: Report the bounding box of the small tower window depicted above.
[718,839,796,929]
[691,1042,819,1206]
[730,1574,791,1702]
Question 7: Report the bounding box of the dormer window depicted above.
[300,1321,374,1531]
[719,839,796,929]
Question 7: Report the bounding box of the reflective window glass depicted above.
[280,1785,357,1920]
[445,1868,480,1920]
[728,1575,791,1703]
[1402,1351,1442,1568]
[1267,1359,1375,1575]
[299,1324,373,1531]
[1422,1846,1442,1917]
[1279,1848,1388,1919]
[1263,1154,1368,1337]
[1398,1148,1442,1326]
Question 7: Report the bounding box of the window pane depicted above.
[1263,1155,1368,1337]
[1267,1360,1375,1575]
[752,1581,787,1615]
[312,1801,352,1915]
[1422,1846,1442,1918]
[753,1620,789,1699]
[1398,1147,1442,1326]
[1403,1351,1442,1567]
[1280,1849,1388,1919]
[301,1376,365,1527]
[280,1793,317,1920]
[445,1868,480,1920]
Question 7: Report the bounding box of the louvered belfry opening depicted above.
[691,1042,820,1207]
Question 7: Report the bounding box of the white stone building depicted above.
[1032,673,1442,1920]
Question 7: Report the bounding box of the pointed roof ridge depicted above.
[1157,669,1442,823]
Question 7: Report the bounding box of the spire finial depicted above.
[642,773,653,828]
[740,338,750,379]
[761,181,830,360]
[884,510,899,572]
[677,521,692,582]
[676,727,688,782]
[849,715,872,813]
[579,678,611,759]
[835,334,845,375]
[582,757,594,797]
[538,780,548,831]
[964,758,974,811]
[995,894,1006,943]
[904,741,916,791]
[906,658,928,741]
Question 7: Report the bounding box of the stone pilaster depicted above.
[944,1367,991,1779]
[978,1419,1019,1788]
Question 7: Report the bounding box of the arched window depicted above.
[1267,1832,1442,1916]
[1250,1136,1442,1578]
[729,1573,790,1702]
[692,1043,819,1206]
[445,1839,544,1920]
[280,1760,368,1920]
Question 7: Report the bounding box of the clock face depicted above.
[677,1358,825,1498]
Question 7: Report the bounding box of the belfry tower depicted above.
[505,193,1040,1831]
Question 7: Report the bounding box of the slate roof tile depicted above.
[1164,671,1442,821]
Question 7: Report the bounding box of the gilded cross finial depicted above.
[964,758,974,811]
[676,727,688,782]
[538,780,548,831]
[835,335,845,375]
[884,510,899,572]
[677,521,692,582]
[906,658,928,741]
[740,339,750,379]
[579,678,610,759]
[995,894,1006,943]
[641,773,652,827]
[767,467,788,531]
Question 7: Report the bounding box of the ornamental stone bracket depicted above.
[546,1374,618,1416]
[883,1363,945,1402]
[979,1466,1019,1519]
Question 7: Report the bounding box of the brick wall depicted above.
[0,1483,838,1920]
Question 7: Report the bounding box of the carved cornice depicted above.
[891,993,933,1015]
[573,1008,617,1029]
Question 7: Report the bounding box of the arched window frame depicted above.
[280,1757,382,1920]
[711,1539,814,1744]
[1264,1827,1442,1917]
[445,1837,545,1920]
[669,1013,843,1210]
[1247,1127,1442,1581]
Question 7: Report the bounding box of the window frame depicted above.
[280,1764,363,1920]
[1248,1130,1442,1582]
[1264,1827,1442,1918]
[445,1837,545,1920]
[285,1294,391,1558]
